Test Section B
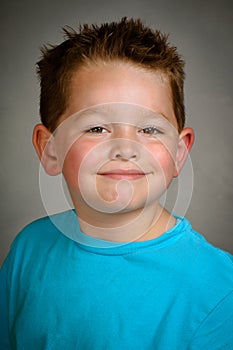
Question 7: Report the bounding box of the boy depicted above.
[0,17,232,349]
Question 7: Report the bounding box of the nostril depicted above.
[110,140,140,161]
[114,153,137,160]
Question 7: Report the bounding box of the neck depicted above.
[74,200,176,243]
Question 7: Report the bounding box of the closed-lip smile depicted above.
[97,169,150,180]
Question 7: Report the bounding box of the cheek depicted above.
[62,141,94,188]
[148,144,176,178]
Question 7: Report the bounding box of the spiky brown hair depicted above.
[37,17,185,132]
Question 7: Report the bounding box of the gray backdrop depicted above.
[1,0,233,265]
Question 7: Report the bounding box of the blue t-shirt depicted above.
[0,211,233,349]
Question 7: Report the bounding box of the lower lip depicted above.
[98,173,147,180]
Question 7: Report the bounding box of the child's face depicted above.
[43,63,192,216]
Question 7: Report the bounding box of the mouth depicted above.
[97,169,150,180]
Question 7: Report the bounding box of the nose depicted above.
[109,138,140,161]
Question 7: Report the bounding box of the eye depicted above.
[86,126,109,134]
[139,127,162,135]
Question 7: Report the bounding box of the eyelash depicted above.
[139,127,162,135]
[84,126,162,135]
[85,126,109,134]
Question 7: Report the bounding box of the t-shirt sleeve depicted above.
[0,259,11,349]
[188,290,233,350]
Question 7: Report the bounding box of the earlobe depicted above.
[32,124,62,176]
[173,127,195,178]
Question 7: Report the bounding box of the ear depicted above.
[32,124,62,176]
[173,127,195,178]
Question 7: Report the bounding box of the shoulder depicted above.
[14,210,76,241]
[190,227,233,290]
[173,216,233,300]
[13,213,62,246]
[3,211,75,270]
[171,217,233,345]
[191,221,232,268]
[168,216,233,292]
[174,216,233,268]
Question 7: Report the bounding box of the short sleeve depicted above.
[189,290,233,350]
[0,260,11,349]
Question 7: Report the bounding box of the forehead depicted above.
[61,61,177,129]
[69,102,174,129]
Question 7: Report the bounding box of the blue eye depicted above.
[140,127,161,135]
[87,126,108,134]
